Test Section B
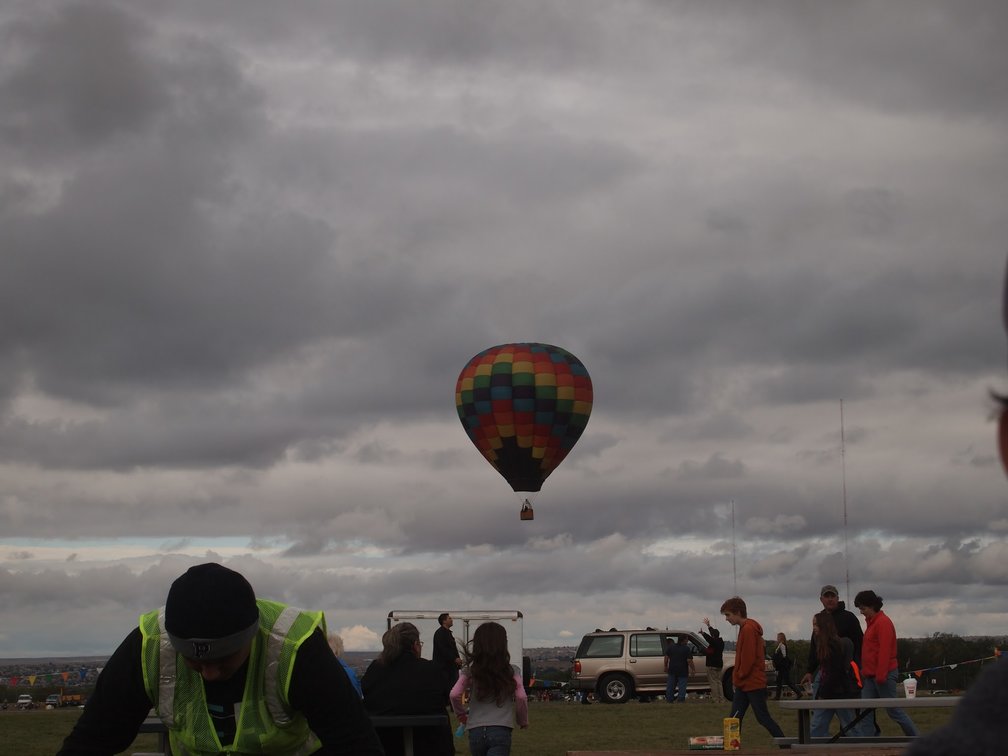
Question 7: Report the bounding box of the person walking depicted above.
[810,611,860,738]
[800,584,864,737]
[855,589,919,737]
[700,617,726,704]
[720,596,785,740]
[773,632,803,700]
[450,621,529,756]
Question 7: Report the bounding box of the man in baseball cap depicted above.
[799,583,865,737]
[59,562,382,755]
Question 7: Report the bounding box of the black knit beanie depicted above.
[164,563,259,660]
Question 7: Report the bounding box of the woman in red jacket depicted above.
[854,590,919,736]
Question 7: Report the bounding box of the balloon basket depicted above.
[519,501,534,521]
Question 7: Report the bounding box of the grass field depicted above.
[0,698,955,755]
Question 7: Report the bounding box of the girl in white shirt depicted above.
[450,622,529,756]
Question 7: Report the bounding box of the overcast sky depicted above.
[2,0,1007,658]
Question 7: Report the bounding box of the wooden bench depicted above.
[137,712,450,756]
[778,696,961,745]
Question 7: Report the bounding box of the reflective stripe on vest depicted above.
[263,605,301,726]
[157,609,177,726]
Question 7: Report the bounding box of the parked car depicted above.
[570,628,776,703]
[17,694,34,710]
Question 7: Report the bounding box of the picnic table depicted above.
[777,695,961,746]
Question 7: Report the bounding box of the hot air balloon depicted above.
[455,343,593,519]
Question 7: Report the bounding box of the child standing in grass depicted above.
[450,622,529,756]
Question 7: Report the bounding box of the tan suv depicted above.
[571,628,774,703]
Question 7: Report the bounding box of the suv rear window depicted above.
[577,634,624,658]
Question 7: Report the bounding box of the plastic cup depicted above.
[904,677,917,698]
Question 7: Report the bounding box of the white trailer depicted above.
[386,610,529,685]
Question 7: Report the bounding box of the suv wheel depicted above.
[598,673,633,704]
[722,668,734,702]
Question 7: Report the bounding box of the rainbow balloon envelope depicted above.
[455,343,593,511]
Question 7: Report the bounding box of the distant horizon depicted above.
[0,647,576,666]
[5,633,1008,665]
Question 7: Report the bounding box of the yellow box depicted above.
[722,717,740,751]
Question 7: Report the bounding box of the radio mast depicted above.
[841,400,850,604]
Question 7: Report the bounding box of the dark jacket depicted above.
[773,643,792,673]
[701,629,725,669]
[815,637,858,700]
[664,639,692,676]
[57,627,382,755]
[362,652,452,756]
[432,624,460,684]
[807,601,864,674]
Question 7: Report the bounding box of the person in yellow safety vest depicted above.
[58,563,382,755]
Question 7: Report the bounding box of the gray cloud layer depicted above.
[1,0,1007,655]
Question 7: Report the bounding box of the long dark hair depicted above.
[813,611,840,664]
[463,622,516,705]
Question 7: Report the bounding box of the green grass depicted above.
[0,699,955,756]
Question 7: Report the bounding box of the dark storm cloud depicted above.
[0,3,166,153]
[0,1,463,469]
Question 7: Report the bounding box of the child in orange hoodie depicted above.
[721,596,785,740]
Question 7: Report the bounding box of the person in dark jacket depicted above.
[772,632,803,700]
[664,635,694,703]
[700,616,726,704]
[432,612,462,687]
[810,611,859,738]
[57,562,382,756]
[362,621,453,756]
